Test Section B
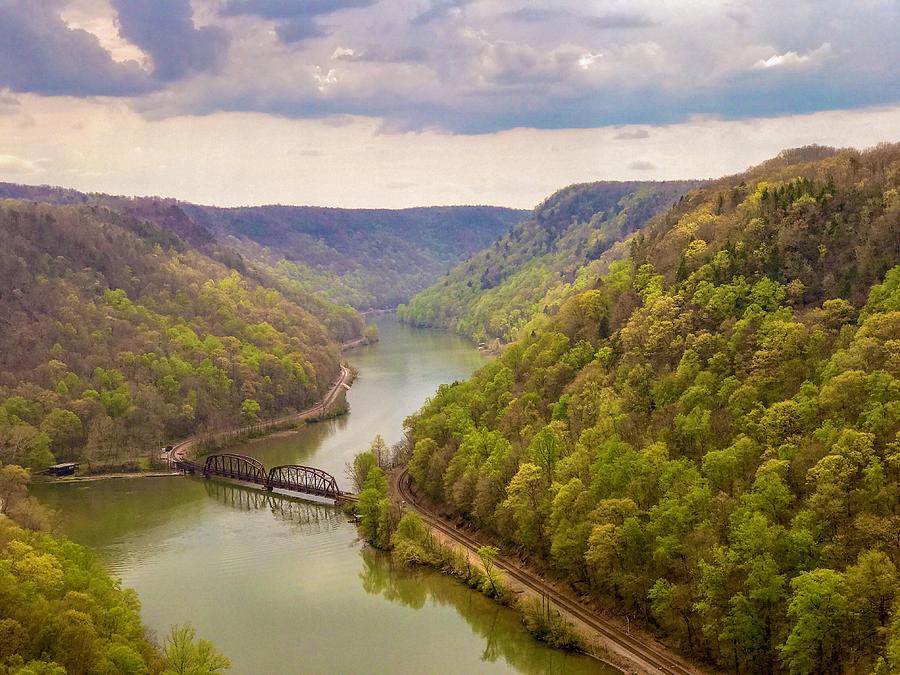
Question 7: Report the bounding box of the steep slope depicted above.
[0,510,167,673]
[182,204,526,309]
[398,180,700,342]
[0,183,525,310]
[403,144,900,673]
[0,199,355,471]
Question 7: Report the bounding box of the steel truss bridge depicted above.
[174,453,356,503]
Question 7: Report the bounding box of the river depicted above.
[34,317,617,675]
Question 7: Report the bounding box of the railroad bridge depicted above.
[174,453,355,503]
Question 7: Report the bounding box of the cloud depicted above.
[614,128,650,140]
[503,8,653,29]
[754,43,832,70]
[221,0,376,19]
[221,0,378,42]
[585,11,655,29]
[412,0,471,26]
[0,1,150,96]
[111,0,229,81]
[0,154,42,175]
[3,96,897,209]
[0,1,897,135]
[276,17,329,42]
[627,159,657,171]
[501,8,558,23]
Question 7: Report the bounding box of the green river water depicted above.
[34,317,618,675]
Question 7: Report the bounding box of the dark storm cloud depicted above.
[220,0,377,19]
[112,0,229,81]
[0,0,226,96]
[0,2,151,96]
[221,0,378,41]
[275,16,329,42]
[2,0,898,135]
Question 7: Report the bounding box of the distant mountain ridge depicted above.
[398,179,703,342]
[0,182,526,309]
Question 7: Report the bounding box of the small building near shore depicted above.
[45,462,79,476]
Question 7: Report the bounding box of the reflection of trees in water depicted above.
[203,480,342,534]
[357,548,613,675]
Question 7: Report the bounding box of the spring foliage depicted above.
[0,514,160,674]
[0,200,359,471]
[404,145,900,673]
[398,181,700,343]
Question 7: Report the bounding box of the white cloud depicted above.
[314,67,339,92]
[0,154,42,175]
[60,0,150,66]
[754,43,831,70]
[578,52,603,70]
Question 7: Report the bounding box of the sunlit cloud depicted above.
[754,43,832,70]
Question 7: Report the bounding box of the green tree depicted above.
[40,409,84,459]
[163,624,230,675]
[0,464,29,516]
[348,451,378,492]
[357,466,392,548]
[528,424,564,486]
[780,569,850,674]
[239,399,261,426]
[499,463,546,550]
[477,545,503,598]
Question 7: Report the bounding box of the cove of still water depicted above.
[34,317,617,675]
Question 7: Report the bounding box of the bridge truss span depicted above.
[268,464,341,499]
[204,453,267,485]
[175,453,353,502]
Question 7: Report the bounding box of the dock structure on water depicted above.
[44,462,79,477]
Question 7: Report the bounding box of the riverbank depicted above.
[391,467,702,675]
[36,317,597,675]
[38,364,355,484]
[341,334,378,350]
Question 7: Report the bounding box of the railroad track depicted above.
[170,365,351,465]
[395,468,697,675]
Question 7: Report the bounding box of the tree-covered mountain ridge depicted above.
[404,143,900,673]
[0,183,526,309]
[398,179,704,342]
[0,197,361,472]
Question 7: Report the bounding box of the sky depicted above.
[0,0,897,208]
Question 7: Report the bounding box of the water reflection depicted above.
[202,480,343,533]
[359,548,618,675]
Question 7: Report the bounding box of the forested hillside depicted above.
[184,204,527,309]
[404,144,900,673]
[0,183,525,310]
[398,180,700,342]
[0,199,359,471]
